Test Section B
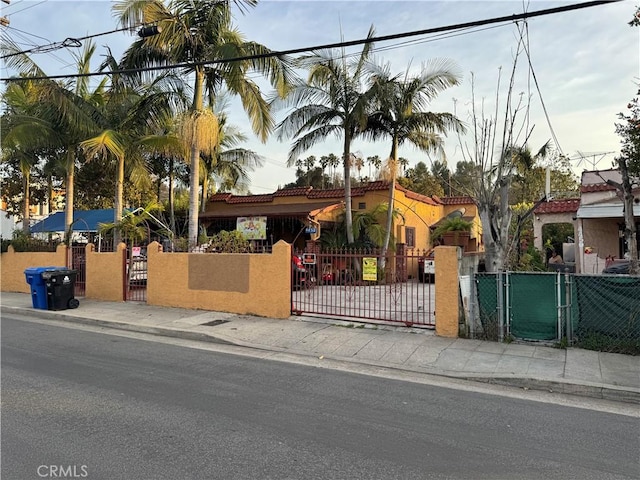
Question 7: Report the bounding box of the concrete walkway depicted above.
[1,292,639,404]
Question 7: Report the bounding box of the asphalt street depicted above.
[2,315,639,480]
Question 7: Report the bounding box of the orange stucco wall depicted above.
[146,240,291,318]
[0,244,67,293]
[434,246,461,338]
[2,241,292,319]
[85,243,126,302]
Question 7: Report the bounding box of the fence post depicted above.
[468,266,476,339]
[556,271,562,341]
[564,270,573,343]
[497,271,504,343]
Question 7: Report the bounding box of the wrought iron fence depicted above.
[292,247,435,327]
[473,271,640,354]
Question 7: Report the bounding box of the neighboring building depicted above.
[532,198,580,265]
[576,169,640,273]
[534,169,640,273]
[200,181,481,254]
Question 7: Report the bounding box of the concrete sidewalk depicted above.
[1,291,639,404]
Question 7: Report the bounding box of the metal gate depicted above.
[125,245,147,302]
[68,244,86,297]
[291,248,435,327]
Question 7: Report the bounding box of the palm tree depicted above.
[364,60,464,261]
[2,39,110,240]
[114,0,293,248]
[199,105,264,210]
[79,50,184,243]
[138,115,189,235]
[1,79,52,234]
[274,27,377,245]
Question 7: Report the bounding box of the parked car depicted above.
[603,260,630,275]
[418,250,435,283]
[292,254,307,289]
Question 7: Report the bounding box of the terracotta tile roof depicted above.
[440,196,476,205]
[274,186,312,197]
[307,188,349,199]
[534,199,580,214]
[199,201,340,219]
[226,194,273,204]
[208,193,233,202]
[580,184,616,193]
[396,184,441,205]
[206,181,442,206]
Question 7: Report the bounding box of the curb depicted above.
[1,306,233,346]
[3,305,639,405]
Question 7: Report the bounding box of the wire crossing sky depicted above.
[1,0,636,193]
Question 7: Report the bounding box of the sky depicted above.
[1,0,638,195]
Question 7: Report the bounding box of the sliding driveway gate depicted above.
[291,248,435,327]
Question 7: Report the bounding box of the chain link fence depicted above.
[472,272,640,355]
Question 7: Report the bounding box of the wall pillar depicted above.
[435,246,461,338]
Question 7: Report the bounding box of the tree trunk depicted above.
[619,158,639,274]
[343,137,355,245]
[169,158,176,236]
[64,150,75,244]
[200,175,208,213]
[22,173,30,235]
[188,69,205,249]
[113,155,125,245]
[380,137,399,270]
[479,205,506,272]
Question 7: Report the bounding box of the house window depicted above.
[406,227,415,248]
[358,202,366,210]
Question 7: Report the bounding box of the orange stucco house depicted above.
[199,181,481,254]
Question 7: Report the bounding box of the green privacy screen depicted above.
[573,275,640,339]
[476,272,563,341]
[508,273,559,340]
[476,272,640,344]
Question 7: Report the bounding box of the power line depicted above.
[1,0,622,82]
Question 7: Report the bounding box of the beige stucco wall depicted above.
[435,246,461,338]
[85,243,126,302]
[146,240,291,318]
[0,244,67,293]
[577,218,620,273]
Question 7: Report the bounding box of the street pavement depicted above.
[1,291,639,404]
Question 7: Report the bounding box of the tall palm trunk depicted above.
[114,155,125,244]
[64,150,75,243]
[380,136,399,267]
[188,69,205,248]
[200,173,209,213]
[169,157,176,235]
[343,136,355,245]
[22,172,30,235]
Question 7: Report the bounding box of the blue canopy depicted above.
[31,209,119,233]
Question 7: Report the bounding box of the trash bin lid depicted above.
[41,268,75,279]
[24,266,63,275]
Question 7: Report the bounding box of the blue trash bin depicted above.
[25,266,64,310]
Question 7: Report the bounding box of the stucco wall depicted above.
[435,246,461,338]
[85,243,126,302]
[0,244,67,293]
[146,240,291,318]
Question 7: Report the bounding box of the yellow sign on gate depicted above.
[362,257,377,281]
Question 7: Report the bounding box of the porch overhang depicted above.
[576,203,640,219]
[199,200,343,220]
